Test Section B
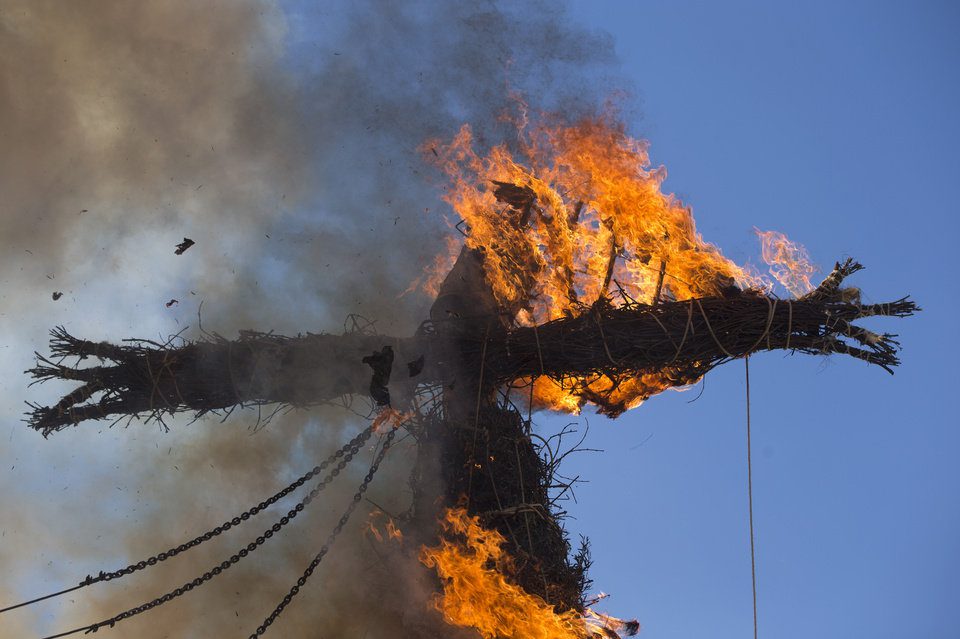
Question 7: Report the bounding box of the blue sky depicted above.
[553,2,959,638]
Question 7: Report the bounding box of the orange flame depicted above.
[426,113,762,321]
[366,511,404,544]
[385,518,403,542]
[756,229,817,298]
[402,234,462,299]
[421,109,770,412]
[421,508,633,639]
[372,408,413,433]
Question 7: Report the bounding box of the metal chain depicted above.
[78,424,375,588]
[5,426,376,620]
[249,423,400,638]
[43,426,376,639]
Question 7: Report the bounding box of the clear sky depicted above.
[1,2,957,638]
[555,2,960,638]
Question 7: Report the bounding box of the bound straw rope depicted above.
[695,298,735,358]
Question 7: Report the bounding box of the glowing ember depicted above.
[422,110,777,412]
[756,229,817,298]
[420,508,636,639]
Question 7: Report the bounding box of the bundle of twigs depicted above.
[424,401,593,613]
[26,328,405,436]
[25,259,916,435]
[471,259,917,415]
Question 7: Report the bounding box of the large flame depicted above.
[422,110,811,413]
[427,113,760,319]
[420,508,634,639]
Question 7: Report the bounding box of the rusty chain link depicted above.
[249,422,401,637]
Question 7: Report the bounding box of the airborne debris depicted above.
[174,238,195,255]
[492,180,536,209]
[52,292,63,301]
[362,345,394,406]
[492,180,537,226]
[165,299,178,308]
[407,355,425,377]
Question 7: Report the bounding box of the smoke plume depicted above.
[0,1,620,637]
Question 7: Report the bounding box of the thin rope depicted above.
[785,301,793,351]
[667,300,694,364]
[744,298,777,355]
[466,322,491,506]
[644,309,678,352]
[0,584,85,615]
[745,356,759,639]
[593,306,621,365]
[532,323,545,376]
[161,350,190,409]
[695,298,735,358]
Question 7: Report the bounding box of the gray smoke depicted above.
[0,1,620,637]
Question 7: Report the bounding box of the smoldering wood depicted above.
[26,259,916,435]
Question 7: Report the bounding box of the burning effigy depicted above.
[15,112,916,637]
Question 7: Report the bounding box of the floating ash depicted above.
[174,238,195,255]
